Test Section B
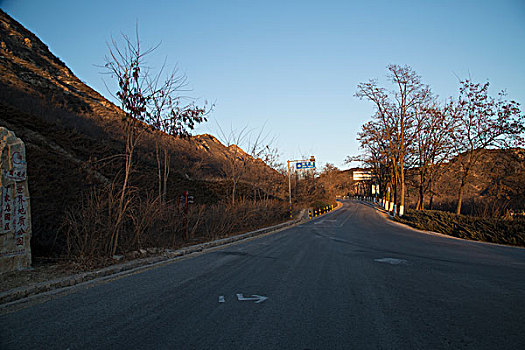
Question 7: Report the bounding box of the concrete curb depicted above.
[1,217,305,306]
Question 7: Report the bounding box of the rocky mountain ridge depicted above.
[0,9,269,176]
[0,9,283,256]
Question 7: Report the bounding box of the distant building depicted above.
[352,170,372,181]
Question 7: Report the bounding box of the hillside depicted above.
[0,9,285,258]
[333,150,524,216]
[413,148,525,216]
[0,9,279,176]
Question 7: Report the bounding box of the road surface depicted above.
[1,200,524,349]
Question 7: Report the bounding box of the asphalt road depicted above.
[1,200,525,349]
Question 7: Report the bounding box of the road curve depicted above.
[1,200,524,349]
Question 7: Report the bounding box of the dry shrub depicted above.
[62,187,116,266]
[430,197,517,219]
[62,186,288,266]
[125,194,184,250]
[395,209,525,247]
[62,186,185,265]
[198,199,288,240]
[469,197,513,219]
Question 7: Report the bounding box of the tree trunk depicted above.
[428,179,434,210]
[163,148,170,202]
[112,135,134,257]
[393,179,398,213]
[232,180,236,206]
[456,162,471,215]
[400,171,405,216]
[417,182,424,210]
[155,141,162,200]
[456,180,465,215]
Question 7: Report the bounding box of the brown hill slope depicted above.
[337,149,524,216]
[416,148,525,216]
[0,9,277,178]
[0,10,284,257]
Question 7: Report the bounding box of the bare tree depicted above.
[216,125,251,205]
[246,144,283,203]
[449,80,524,214]
[216,124,276,205]
[103,27,210,256]
[412,101,455,210]
[355,65,431,216]
[246,131,282,203]
[318,163,341,198]
[147,68,210,202]
[355,119,393,205]
[147,67,187,201]
[103,28,154,256]
[260,145,282,170]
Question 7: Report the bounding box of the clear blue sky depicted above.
[2,0,525,169]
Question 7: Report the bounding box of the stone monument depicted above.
[0,127,31,273]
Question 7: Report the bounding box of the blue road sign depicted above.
[296,161,315,169]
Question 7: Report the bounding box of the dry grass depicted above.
[395,209,525,247]
[61,185,289,267]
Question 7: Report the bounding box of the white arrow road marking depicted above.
[219,296,225,303]
[374,258,407,265]
[236,293,268,304]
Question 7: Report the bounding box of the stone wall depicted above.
[0,127,31,273]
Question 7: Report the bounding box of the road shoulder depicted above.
[1,216,307,308]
